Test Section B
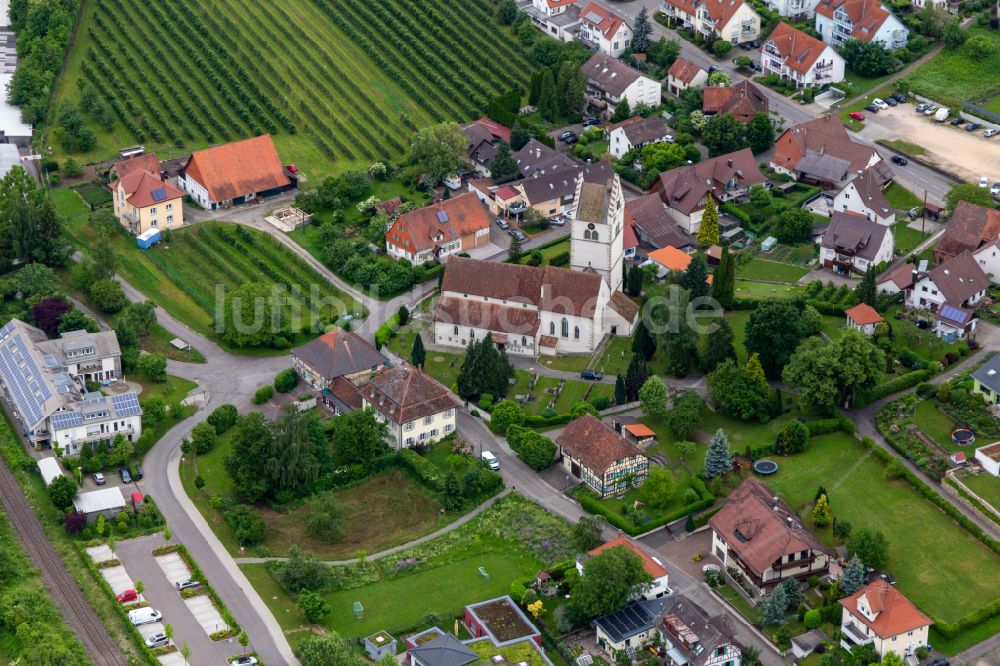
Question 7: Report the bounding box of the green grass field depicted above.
[732,279,804,300]
[56,189,363,351]
[50,0,534,175]
[958,470,1000,513]
[893,221,930,255]
[765,433,1000,633]
[736,259,810,284]
[884,139,928,156]
[883,183,922,210]
[904,28,1000,108]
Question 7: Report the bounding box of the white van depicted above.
[481,450,500,471]
[128,607,162,626]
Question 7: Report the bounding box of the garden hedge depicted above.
[574,488,715,536]
[394,449,445,491]
[803,414,854,436]
[720,203,750,224]
[374,313,400,350]
[804,299,848,317]
[851,369,931,407]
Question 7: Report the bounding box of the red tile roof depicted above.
[936,201,1000,262]
[653,148,765,215]
[701,0,754,29]
[649,246,693,272]
[668,57,705,85]
[877,262,916,290]
[623,222,639,250]
[329,376,365,411]
[183,135,290,203]
[840,580,932,638]
[556,414,646,475]
[772,115,877,175]
[113,153,160,181]
[467,117,511,142]
[702,81,769,122]
[767,22,830,74]
[815,0,893,41]
[365,364,458,425]
[293,327,387,381]
[580,2,626,39]
[434,297,541,337]
[386,193,491,255]
[846,303,884,326]
[587,535,668,579]
[112,169,183,209]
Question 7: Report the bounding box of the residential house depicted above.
[579,3,633,56]
[652,148,765,234]
[771,115,880,182]
[815,0,909,49]
[833,168,894,226]
[667,57,709,96]
[839,580,931,659]
[764,0,822,21]
[433,257,636,357]
[648,246,714,284]
[625,193,695,251]
[556,414,650,497]
[407,633,479,666]
[464,596,543,648]
[974,442,1000,476]
[35,329,122,384]
[361,364,458,449]
[0,320,142,454]
[577,535,671,599]
[702,80,769,123]
[609,115,673,159]
[463,118,511,178]
[528,0,584,41]
[906,251,990,340]
[936,200,1000,265]
[569,172,626,292]
[661,597,744,666]
[110,154,184,235]
[514,139,576,179]
[818,211,894,275]
[760,22,846,89]
[876,262,916,294]
[594,597,673,658]
[503,161,614,221]
[179,134,295,210]
[971,354,1000,405]
[584,54,662,119]
[72,487,127,523]
[290,327,387,392]
[845,303,884,334]
[710,477,831,597]
[385,193,492,263]
[661,0,762,44]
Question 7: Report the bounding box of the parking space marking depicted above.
[86,544,115,563]
[100,565,135,595]
[154,553,191,587]
[184,595,229,636]
[156,654,185,666]
[135,622,166,640]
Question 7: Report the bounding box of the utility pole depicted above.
[922,189,928,236]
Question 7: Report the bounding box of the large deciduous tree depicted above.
[328,408,389,466]
[296,632,359,666]
[699,318,736,372]
[568,546,652,624]
[848,528,889,570]
[707,359,771,422]
[782,329,884,411]
[407,123,467,185]
[702,113,747,157]
[639,376,669,419]
[746,112,775,154]
[772,208,815,243]
[945,183,994,216]
[664,390,704,439]
[745,301,804,378]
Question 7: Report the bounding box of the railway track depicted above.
[0,458,130,666]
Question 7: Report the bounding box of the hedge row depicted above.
[805,299,847,317]
[394,449,445,491]
[851,369,931,407]
[524,413,574,427]
[374,312,400,349]
[720,202,750,224]
[944,477,1000,529]
[575,488,715,536]
[803,414,855,436]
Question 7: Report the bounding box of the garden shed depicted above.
[37,456,64,486]
[364,631,397,661]
[72,487,126,522]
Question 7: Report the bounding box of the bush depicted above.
[274,368,299,393]
[224,504,266,546]
[253,385,273,405]
[90,279,128,313]
[207,404,238,434]
[803,609,822,629]
[803,415,854,436]
[712,39,733,56]
[852,369,931,407]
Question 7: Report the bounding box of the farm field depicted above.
[56,190,363,351]
[765,433,1000,650]
[51,0,534,175]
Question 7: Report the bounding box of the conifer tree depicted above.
[704,428,733,478]
[508,230,523,263]
[839,555,866,596]
[812,493,832,527]
[710,246,735,309]
[683,254,710,298]
[745,353,769,392]
[696,197,720,247]
[760,585,788,626]
[490,141,519,183]
[411,333,426,368]
[538,69,558,121]
[614,374,627,404]
[856,265,878,307]
[611,98,632,123]
[626,264,643,296]
[631,320,656,360]
[632,7,653,52]
[624,354,649,402]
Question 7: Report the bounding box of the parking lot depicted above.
[860,104,1000,185]
[90,533,247,665]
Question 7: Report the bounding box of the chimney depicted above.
[536,148,541,159]
[787,516,793,526]
[772,496,779,508]
[727,158,733,167]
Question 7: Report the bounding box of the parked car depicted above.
[950,117,964,126]
[127,608,162,626]
[991,183,1000,197]
[849,111,865,121]
[564,133,578,144]
[116,589,138,603]
[915,102,929,112]
[864,104,879,113]
[890,155,908,166]
[749,60,762,72]
[549,215,566,226]
[580,369,604,381]
[884,97,898,106]
[495,218,509,230]
[966,123,982,132]
[229,658,258,666]
[557,130,575,141]
[133,466,143,480]
[481,450,500,471]
[890,92,906,103]
[985,128,999,138]
[582,117,600,127]
[145,633,169,648]
[175,579,201,591]
[285,164,299,174]
[119,467,131,484]
[92,472,106,485]
[928,659,949,666]
[507,229,526,240]
[924,105,937,115]
[872,98,889,109]
[979,176,989,188]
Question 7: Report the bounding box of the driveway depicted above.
[114,534,242,664]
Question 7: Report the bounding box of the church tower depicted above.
[570,171,625,293]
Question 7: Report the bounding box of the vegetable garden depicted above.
[53,0,535,173]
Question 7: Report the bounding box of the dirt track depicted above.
[861,105,1000,184]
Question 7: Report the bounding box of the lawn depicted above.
[912,399,956,448]
[50,0,535,175]
[56,193,363,352]
[518,238,571,266]
[883,183,922,210]
[736,258,809,284]
[892,221,930,256]
[883,139,928,156]
[732,279,804,300]
[182,429,451,559]
[820,315,845,341]
[764,433,1000,633]
[958,470,1000,514]
[904,28,1000,108]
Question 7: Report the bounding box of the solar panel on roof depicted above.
[151,187,168,202]
[0,329,51,428]
[940,305,968,324]
[50,411,83,430]
[111,392,142,417]
[436,210,448,223]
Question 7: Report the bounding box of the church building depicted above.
[570,172,625,294]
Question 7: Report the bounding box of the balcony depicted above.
[72,426,134,446]
[123,210,140,233]
[841,622,872,646]
[507,201,528,214]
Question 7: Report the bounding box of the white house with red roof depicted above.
[666,57,709,96]
[761,22,845,88]
[179,134,294,210]
[385,193,492,263]
[845,303,884,335]
[577,535,671,599]
[110,155,185,235]
[578,3,633,56]
[815,0,908,49]
[530,0,584,41]
[839,580,931,659]
[661,0,762,44]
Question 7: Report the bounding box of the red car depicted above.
[849,112,865,121]
[117,589,138,603]
[286,163,299,174]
